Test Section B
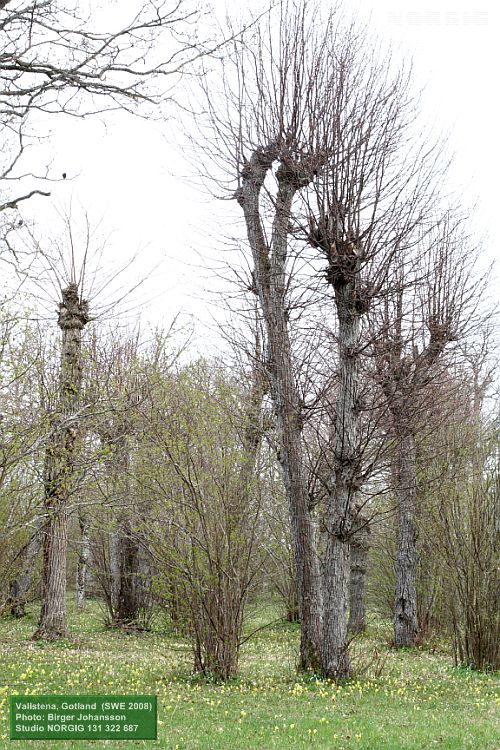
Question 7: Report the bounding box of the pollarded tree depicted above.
[193,0,340,672]
[195,0,449,678]
[295,40,449,678]
[0,1,224,601]
[33,282,90,639]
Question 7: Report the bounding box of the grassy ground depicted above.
[0,600,498,750]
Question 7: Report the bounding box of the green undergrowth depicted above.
[0,600,498,749]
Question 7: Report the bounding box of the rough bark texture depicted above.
[76,513,91,609]
[322,267,362,679]
[393,429,418,647]
[238,150,323,670]
[348,513,370,634]
[322,535,351,676]
[34,283,89,640]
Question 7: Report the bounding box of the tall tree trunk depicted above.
[393,429,418,647]
[322,252,362,679]
[76,513,91,609]
[239,151,323,670]
[348,513,370,634]
[33,283,89,640]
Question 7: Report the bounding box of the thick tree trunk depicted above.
[322,536,350,675]
[37,510,68,637]
[393,430,418,647]
[239,151,323,670]
[322,255,362,680]
[33,283,89,640]
[348,514,370,634]
[76,513,91,609]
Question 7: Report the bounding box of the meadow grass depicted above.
[0,599,498,749]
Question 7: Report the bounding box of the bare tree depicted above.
[370,217,486,647]
[191,0,480,678]
[192,0,350,671]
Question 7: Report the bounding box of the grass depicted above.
[0,599,498,749]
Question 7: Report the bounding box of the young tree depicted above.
[142,359,266,679]
[416,344,499,669]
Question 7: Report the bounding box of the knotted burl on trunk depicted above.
[58,283,90,331]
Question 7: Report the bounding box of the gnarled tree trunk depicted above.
[34,283,89,640]
[322,266,362,679]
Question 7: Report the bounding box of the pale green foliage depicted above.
[136,359,265,679]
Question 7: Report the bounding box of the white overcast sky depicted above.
[16,0,499,351]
